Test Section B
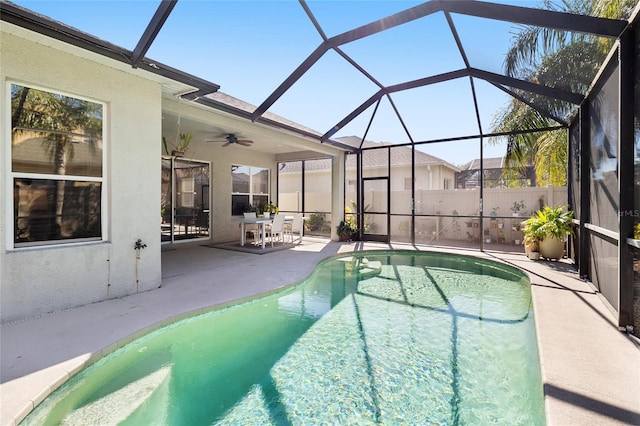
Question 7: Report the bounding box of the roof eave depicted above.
[0,1,220,96]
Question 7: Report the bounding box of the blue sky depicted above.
[13,0,545,165]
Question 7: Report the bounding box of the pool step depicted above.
[60,365,171,424]
[356,260,382,276]
[337,256,382,276]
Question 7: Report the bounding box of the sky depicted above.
[12,0,547,165]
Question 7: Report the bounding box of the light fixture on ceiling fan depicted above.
[206,133,254,147]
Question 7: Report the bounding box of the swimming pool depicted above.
[22,251,545,425]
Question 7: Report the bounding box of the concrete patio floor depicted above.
[1,238,639,425]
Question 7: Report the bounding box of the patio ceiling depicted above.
[1,0,631,155]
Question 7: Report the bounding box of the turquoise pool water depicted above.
[23,251,545,425]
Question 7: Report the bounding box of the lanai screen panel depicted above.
[413,140,481,249]
[588,61,620,310]
[304,159,332,238]
[277,161,302,213]
[569,122,581,220]
[589,62,619,232]
[569,121,581,263]
[633,24,640,336]
[362,149,388,179]
[345,153,358,231]
[389,146,412,243]
[635,25,640,220]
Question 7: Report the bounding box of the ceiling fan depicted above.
[207,133,254,147]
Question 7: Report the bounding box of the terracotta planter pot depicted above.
[540,237,565,260]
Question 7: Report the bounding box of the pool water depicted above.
[23,251,545,425]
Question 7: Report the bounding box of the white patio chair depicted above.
[285,213,304,244]
[243,212,259,244]
[268,214,286,246]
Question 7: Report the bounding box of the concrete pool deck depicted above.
[1,238,639,425]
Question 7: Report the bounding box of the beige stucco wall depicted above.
[199,144,278,244]
[1,32,162,322]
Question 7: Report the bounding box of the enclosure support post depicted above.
[579,104,591,279]
[357,151,362,240]
[618,30,635,328]
[301,160,306,214]
[480,136,484,251]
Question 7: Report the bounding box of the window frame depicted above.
[231,164,270,215]
[7,81,108,249]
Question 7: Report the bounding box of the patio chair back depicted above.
[288,213,304,243]
[243,212,258,243]
[269,214,286,246]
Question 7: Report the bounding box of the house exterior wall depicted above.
[197,142,277,243]
[1,32,162,322]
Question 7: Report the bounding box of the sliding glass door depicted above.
[161,157,210,243]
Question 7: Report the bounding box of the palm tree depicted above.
[11,85,102,239]
[490,0,636,186]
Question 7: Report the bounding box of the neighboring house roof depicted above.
[458,157,505,171]
[279,137,461,173]
[279,158,332,173]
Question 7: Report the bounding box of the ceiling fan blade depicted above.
[204,133,251,146]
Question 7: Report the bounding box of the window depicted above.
[10,84,105,247]
[162,158,210,243]
[180,178,195,207]
[443,178,451,190]
[404,177,413,191]
[231,165,269,215]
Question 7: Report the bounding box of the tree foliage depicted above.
[490,0,636,186]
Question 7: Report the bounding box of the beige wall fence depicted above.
[281,186,567,244]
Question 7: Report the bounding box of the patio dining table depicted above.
[232,215,301,250]
[233,216,273,249]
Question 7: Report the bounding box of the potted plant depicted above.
[163,132,193,157]
[510,200,526,216]
[520,214,544,258]
[521,234,539,259]
[523,206,574,260]
[337,220,356,242]
[263,201,278,218]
